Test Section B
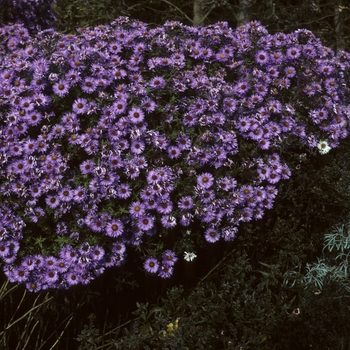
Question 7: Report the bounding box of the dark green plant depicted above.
[76,314,100,350]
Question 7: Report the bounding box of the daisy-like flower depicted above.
[286,47,301,60]
[197,172,214,189]
[66,270,80,286]
[158,265,173,278]
[144,257,159,273]
[184,251,197,262]
[128,107,145,124]
[204,227,220,243]
[53,80,69,96]
[138,215,155,231]
[59,187,74,202]
[178,196,194,210]
[161,215,177,228]
[317,140,331,154]
[149,76,166,89]
[117,184,131,199]
[255,50,269,65]
[129,201,146,218]
[162,250,178,266]
[72,98,88,114]
[168,145,181,159]
[106,220,124,237]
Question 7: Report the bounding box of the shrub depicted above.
[1,18,350,292]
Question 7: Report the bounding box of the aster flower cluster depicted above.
[1,17,350,291]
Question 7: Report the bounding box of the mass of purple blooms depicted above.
[1,17,350,291]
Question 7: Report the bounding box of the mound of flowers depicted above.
[0,18,350,291]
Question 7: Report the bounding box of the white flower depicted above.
[317,140,331,154]
[184,251,197,262]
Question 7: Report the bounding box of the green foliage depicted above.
[76,314,100,350]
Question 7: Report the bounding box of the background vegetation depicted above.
[1,1,350,349]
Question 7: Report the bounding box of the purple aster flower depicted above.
[249,128,263,141]
[280,165,291,179]
[8,266,29,283]
[157,199,173,215]
[44,269,59,284]
[90,216,105,233]
[255,50,269,65]
[90,246,105,261]
[22,256,36,271]
[222,226,237,241]
[266,186,278,199]
[267,66,279,78]
[112,68,127,80]
[257,166,271,181]
[267,171,281,184]
[112,242,126,255]
[234,80,250,96]
[131,140,145,154]
[279,117,295,132]
[162,250,178,266]
[44,256,58,270]
[53,80,69,96]
[56,259,69,273]
[59,246,79,264]
[66,69,81,84]
[108,154,123,169]
[72,98,88,114]
[253,207,265,220]
[144,198,157,210]
[302,44,317,58]
[212,112,226,125]
[158,265,173,278]
[205,227,220,243]
[74,187,87,202]
[176,134,191,151]
[142,97,157,113]
[160,215,177,228]
[26,281,42,292]
[137,215,155,231]
[199,189,215,204]
[113,99,127,115]
[81,77,97,94]
[255,83,268,96]
[45,195,60,209]
[66,270,80,286]
[236,117,251,132]
[149,76,166,89]
[262,197,274,209]
[285,66,296,78]
[128,107,144,124]
[146,170,161,184]
[257,139,271,150]
[183,113,197,127]
[144,257,159,273]
[178,196,194,210]
[27,207,45,223]
[197,172,214,189]
[59,187,74,202]
[129,201,146,218]
[286,47,301,60]
[168,145,181,159]
[25,112,43,126]
[117,184,131,199]
[324,78,338,91]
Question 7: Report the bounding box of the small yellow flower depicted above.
[163,318,180,337]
